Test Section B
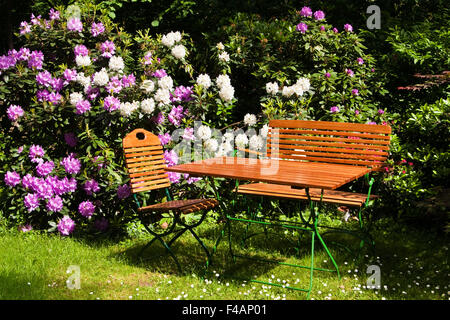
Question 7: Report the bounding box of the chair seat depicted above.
[236,183,378,207]
[138,198,219,214]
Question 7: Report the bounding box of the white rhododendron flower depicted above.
[205,138,219,152]
[161,31,182,47]
[219,85,234,102]
[140,98,155,114]
[235,133,249,148]
[197,125,212,140]
[119,101,139,117]
[216,42,225,50]
[140,79,155,93]
[216,142,233,157]
[216,74,231,89]
[172,31,182,42]
[260,124,269,138]
[69,92,83,106]
[218,51,230,62]
[154,88,171,105]
[75,55,91,67]
[282,85,295,97]
[196,74,212,89]
[171,45,186,59]
[109,56,124,71]
[244,113,257,126]
[158,76,174,90]
[249,135,264,151]
[266,82,279,95]
[76,72,91,88]
[296,77,310,92]
[223,131,234,142]
[92,68,109,86]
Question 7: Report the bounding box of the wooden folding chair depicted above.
[122,128,218,272]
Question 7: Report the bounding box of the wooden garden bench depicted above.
[237,119,391,208]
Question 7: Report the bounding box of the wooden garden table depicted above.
[165,156,373,295]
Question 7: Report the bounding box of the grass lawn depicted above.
[0,216,448,301]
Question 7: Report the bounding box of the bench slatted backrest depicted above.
[122,129,171,193]
[267,120,391,168]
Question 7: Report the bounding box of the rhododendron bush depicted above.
[0,4,237,235]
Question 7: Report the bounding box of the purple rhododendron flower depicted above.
[314,10,325,20]
[325,72,331,78]
[74,44,89,57]
[183,174,201,184]
[357,57,364,65]
[36,70,52,87]
[60,154,81,175]
[4,171,21,187]
[19,224,33,232]
[330,106,340,113]
[182,127,195,141]
[106,76,123,94]
[351,89,359,96]
[100,40,115,58]
[346,68,354,77]
[58,216,75,236]
[117,184,131,199]
[36,161,54,177]
[171,86,193,102]
[320,25,326,31]
[296,22,308,34]
[333,27,339,33]
[36,89,50,102]
[46,195,63,212]
[378,109,385,114]
[103,96,121,112]
[368,121,377,125]
[47,92,62,105]
[28,50,44,69]
[167,172,181,184]
[29,145,45,159]
[168,105,185,127]
[7,105,24,121]
[49,8,60,20]
[152,112,165,125]
[24,193,40,212]
[33,179,54,199]
[78,200,95,218]
[344,24,353,32]
[63,68,77,82]
[83,179,100,195]
[22,174,35,189]
[91,22,105,37]
[50,77,64,92]
[75,100,91,114]
[143,52,152,65]
[152,69,167,78]
[20,21,31,35]
[163,150,178,167]
[67,18,83,32]
[299,6,313,17]
[158,133,172,146]
[122,74,136,88]
[64,132,78,147]
[355,110,360,115]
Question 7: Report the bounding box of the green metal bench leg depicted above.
[307,230,315,299]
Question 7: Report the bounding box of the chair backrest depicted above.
[122,128,170,193]
[267,120,392,168]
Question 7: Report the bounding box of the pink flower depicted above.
[63,68,77,82]
[75,100,91,114]
[100,40,115,58]
[325,72,331,78]
[299,7,313,17]
[74,44,89,57]
[351,89,359,96]
[378,109,384,114]
[330,106,339,113]
[58,216,75,236]
[7,105,24,121]
[314,10,325,20]
[78,200,96,218]
[60,154,81,175]
[103,96,121,112]
[46,195,63,212]
[296,22,308,34]
[29,145,45,159]
[344,24,353,32]
[158,133,172,146]
[345,68,354,77]
[64,132,78,147]
[182,127,195,141]
[91,22,105,37]
[357,57,364,65]
[4,171,21,187]
[117,184,131,199]
[49,9,60,20]
[67,18,83,32]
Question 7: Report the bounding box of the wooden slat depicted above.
[130,171,168,183]
[269,119,391,134]
[125,155,164,163]
[125,150,165,158]
[132,177,171,189]
[128,164,167,175]
[270,148,386,161]
[124,145,163,153]
[267,143,388,156]
[131,182,171,193]
[267,138,390,150]
[268,133,391,145]
[269,130,391,141]
[126,159,165,168]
